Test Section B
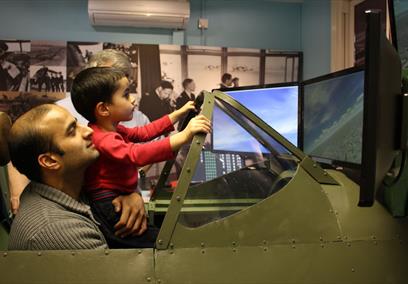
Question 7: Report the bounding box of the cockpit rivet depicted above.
[158,239,163,245]
[37,252,42,256]
[105,250,109,255]
[146,277,152,282]
[196,140,201,145]
[201,242,205,247]
[138,250,142,254]
[323,172,328,176]
[3,252,7,257]
[351,268,355,272]
[232,241,236,246]
[176,196,181,201]
[186,168,191,173]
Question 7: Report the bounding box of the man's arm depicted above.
[28,219,108,250]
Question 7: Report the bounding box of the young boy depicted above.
[70,67,211,248]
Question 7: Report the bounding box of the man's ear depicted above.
[38,153,61,171]
[95,102,110,118]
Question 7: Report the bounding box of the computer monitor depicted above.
[359,10,403,206]
[213,83,299,153]
[301,67,365,166]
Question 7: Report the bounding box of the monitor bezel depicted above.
[300,65,365,169]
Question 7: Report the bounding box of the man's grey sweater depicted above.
[8,181,108,250]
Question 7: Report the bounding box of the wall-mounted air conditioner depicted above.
[88,0,190,29]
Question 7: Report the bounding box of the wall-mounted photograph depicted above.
[0,40,30,92]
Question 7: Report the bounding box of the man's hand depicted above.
[112,192,147,238]
[168,101,196,123]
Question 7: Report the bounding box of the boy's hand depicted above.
[168,101,196,123]
[184,115,211,140]
[169,115,211,151]
[112,192,147,238]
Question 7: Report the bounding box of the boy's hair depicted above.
[70,67,126,123]
[8,104,64,183]
[182,78,193,89]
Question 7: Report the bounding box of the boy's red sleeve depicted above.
[118,115,174,142]
[97,132,175,167]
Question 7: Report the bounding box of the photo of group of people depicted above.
[0,38,300,185]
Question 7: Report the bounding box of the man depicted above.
[35,65,50,92]
[176,78,196,110]
[220,72,233,89]
[175,78,197,132]
[139,80,174,122]
[8,104,108,250]
[8,49,149,240]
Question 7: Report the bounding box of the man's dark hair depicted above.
[160,80,174,90]
[8,104,64,183]
[221,73,232,84]
[182,78,193,89]
[70,67,125,123]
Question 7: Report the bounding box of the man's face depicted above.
[187,82,196,92]
[225,78,233,86]
[41,106,99,172]
[158,87,173,100]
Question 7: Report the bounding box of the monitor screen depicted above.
[302,68,364,165]
[213,84,298,153]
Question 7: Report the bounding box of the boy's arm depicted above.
[169,115,211,151]
[120,115,174,142]
[168,101,195,123]
[98,132,176,167]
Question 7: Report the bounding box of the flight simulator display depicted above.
[302,68,364,165]
[194,84,298,184]
[191,150,244,183]
[222,84,299,147]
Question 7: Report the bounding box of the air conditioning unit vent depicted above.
[88,0,190,29]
